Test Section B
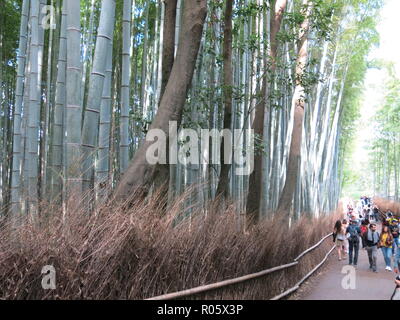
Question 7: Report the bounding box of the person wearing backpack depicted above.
[378,225,394,271]
[346,218,361,266]
[390,219,399,257]
[360,219,369,248]
[362,223,380,272]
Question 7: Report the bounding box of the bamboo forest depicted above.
[0,0,399,303]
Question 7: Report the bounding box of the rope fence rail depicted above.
[271,245,336,300]
[146,232,334,301]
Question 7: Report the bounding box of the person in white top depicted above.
[333,220,347,260]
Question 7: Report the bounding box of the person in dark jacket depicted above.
[362,223,380,272]
[373,206,379,221]
[390,219,399,257]
[346,218,361,266]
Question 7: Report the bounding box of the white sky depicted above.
[371,0,400,76]
[348,0,400,194]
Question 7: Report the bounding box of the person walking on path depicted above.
[346,218,361,266]
[390,219,399,257]
[373,205,379,222]
[379,225,394,271]
[342,219,349,255]
[394,236,400,274]
[384,211,394,227]
[360,219,369,248]
[333,220,346,261]
[362,223,380,273]
[394,244,400,273]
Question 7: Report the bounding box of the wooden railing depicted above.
[146,232,335,300]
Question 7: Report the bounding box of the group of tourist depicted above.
[333,200,400,273]
[350,196,380,222]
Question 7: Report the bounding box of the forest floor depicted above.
[290,232,396,300]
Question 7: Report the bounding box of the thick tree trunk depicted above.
[161,0,177,98]
[276,0,312,215]
[246,0,287,217]
[152,0,178,195]
[215,0,233,199]
[113,0,207,203]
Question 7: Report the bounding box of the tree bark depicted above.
[215,0,233,199]
[153,0,178,193]
[246,0,287,217]
[113,0,207,203]
[161,0,177,98]
[276,0,312,215]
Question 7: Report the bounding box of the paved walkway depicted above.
[300,240,398,300]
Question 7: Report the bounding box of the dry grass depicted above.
[0,191,341,300]
[373,197,400,217]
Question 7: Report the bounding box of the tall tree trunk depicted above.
[113,0,207,203]
[246,0,287,217]
[153,0,178,193]
[27,0,40,215]
[215,0,233,199]
[120,0,132,176]
[138,1,150,141]
[276,0,312,215]
[96,37,113,203]
[10,0,30,217]
[41,0,57,202]
[81,0,116,197]
[65,0,82,197]
[0,1,4,210]
[81,0,96,109]
[21,33,31,213]
[161,0,177,98]
[50,1,67,203]
[37,0,46,205]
